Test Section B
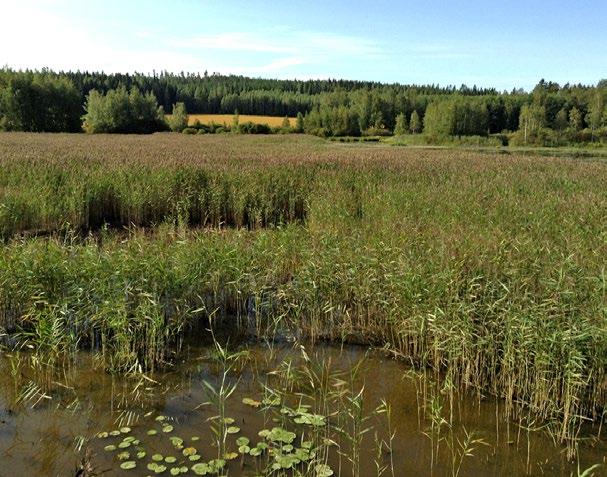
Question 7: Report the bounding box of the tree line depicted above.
[1,68,606,145]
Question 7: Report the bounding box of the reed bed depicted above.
[0,132,606,446]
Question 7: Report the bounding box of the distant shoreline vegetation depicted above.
[0,68,606,146]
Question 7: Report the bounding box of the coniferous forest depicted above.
[1,68,606,145]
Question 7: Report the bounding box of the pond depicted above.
[0,338,605,476]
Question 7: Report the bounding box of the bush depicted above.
[82,86,167,134]
[182,127,197,134]
[167,102,188,132]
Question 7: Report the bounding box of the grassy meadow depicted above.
[0,132,606,448]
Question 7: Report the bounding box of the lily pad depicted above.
[162,425,174,433]
[191,463,211,475]
[224,452,238,460]
[155,415,167,422]
[152,454,164,462]
[266,427,296,444]
[169,436,184,448]
[183,447,197,457]
[236,437,249,447]
[117,451,130,461]
[315,464,334,477]
[226,426,240,434]
[242,397,261,408]
[190,436,200,442]
[97,431,109,439]
[165,456,177,463]
[238,445,250,454]
[137,451,146,459]
[120,426,132,434]
[120,461,137,470]
[147,429,158,436]
[104,444,117,452]
[110,430,121,437]
[188,454,202,461]
[118,441,131,449]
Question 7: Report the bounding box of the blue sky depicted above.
[2,0,606,91]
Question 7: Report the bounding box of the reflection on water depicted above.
[0,340,605,476]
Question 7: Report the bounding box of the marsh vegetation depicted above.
[0,133,606,475]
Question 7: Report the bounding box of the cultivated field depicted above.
[0,133,606,469]
[167,114,297,127]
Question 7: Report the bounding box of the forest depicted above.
[0,68,606,145]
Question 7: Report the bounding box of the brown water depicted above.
[0,341,605,477]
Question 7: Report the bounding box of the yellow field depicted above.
[173,114,296,127]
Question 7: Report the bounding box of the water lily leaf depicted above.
[120,461,136,470]
[315,464,334,477]
[256,442,268,450]
[110,430,121,437]
[301,441,313,449]
[165,456,177,463]
[155,415,166,422]
[191,463,210,475]
[224,452,238,460]
[208,459,226,471]
[282,444,293,452]
[104,445,117,452]
[189,454,201,461]
[137,451,146,459]
[120,427,131,434]
[242,397,261,408]
[152,454,164,462]
[274,454,300,469]
[236,437,249,447]
[117,451,130,461]
[147,429,158,436]
[123,436,136,443]
[169,437,184,447]
[118,441,131,449]
[249,447,262,456]
[182,447,197,456]
[97,431,109,439]
[162,425,174,433]
[226,426,240,434]
[266,427,296,444]
[258,429,270,438]
[238,445,250,454]
[222,417,235,425]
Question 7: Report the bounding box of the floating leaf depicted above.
[183,447,197,457]
[120,461,136,470]
[155,415,166,422]
[152,454,164,462]
[169,436,184,448]
[162,425,174,433]
[189,454,202,461]
[104,445,117,452]
[222,417,235,425]
[273,454,300,469]
[236,437,249,447]
[224,452,238,460]
[226,426,240,434]
[242,397,261,408]
[249,447,262,457]
[118,451,130,461]
[190,436,200,442]
[191,463,210,475]
[165,456,177,463]
[282,444,294,452]
[137,451,146,459]
[120,427,131,434]
[238,445,250,454]
[266,427,296,444]
[208,459,226,471]
[118,441,131,449]
[123,436,136,443]
[315,464,334,477]
[147,429,158,436]
[110,430,121,437]
[97,431,109,439]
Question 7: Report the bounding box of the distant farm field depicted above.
[165,114,297,127]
